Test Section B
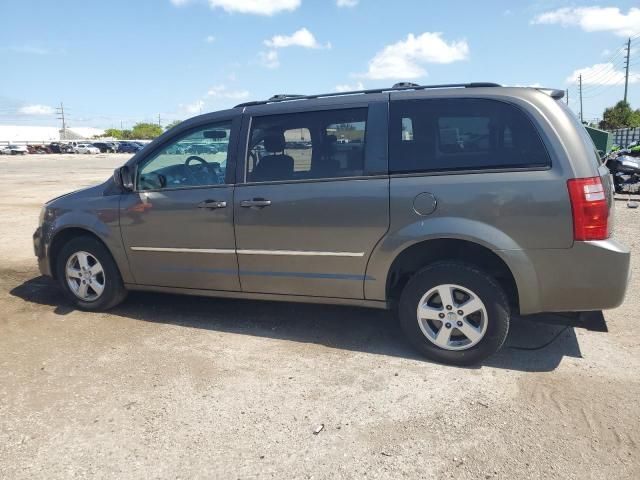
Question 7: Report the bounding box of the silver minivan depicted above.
[33,83,631,365]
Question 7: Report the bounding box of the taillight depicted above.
[567,177,609,241]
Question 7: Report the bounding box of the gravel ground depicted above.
[0,154,639,479]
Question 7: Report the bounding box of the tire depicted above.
[398,262,510,366]
[55,236,127,311]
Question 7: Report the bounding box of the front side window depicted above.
[390,99,550,173]
[246,108,367,182]
[137,121,232,190]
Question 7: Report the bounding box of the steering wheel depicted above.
[185,155,211,185]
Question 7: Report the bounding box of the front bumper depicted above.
[33,225,52,277]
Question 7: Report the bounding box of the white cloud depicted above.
[259,50,280,68]
[206,84,250,100]
[337,0,358,7]
[531,7,640,37]
[208,0,300,16]
[566,63,640,85]
[204,35,216,43]
[180,84,250,115]
[18,104,55,115]
[360,32,469,80]
[170,0,190,6]
[264,28,330,49]
[183,100,204,114]
[335,81,364,92]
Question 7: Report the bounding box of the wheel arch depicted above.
[49,227,116,280]
[385,238,521,313]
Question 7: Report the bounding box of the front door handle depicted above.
[197,199,227,209]
[240,198,272,208]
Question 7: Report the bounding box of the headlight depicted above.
[39,206,55,224]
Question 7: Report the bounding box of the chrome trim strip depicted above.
[237,249,364,257]
[130,247,364,257]
[130,247,235,254]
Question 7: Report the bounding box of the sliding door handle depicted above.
[197,199,227,209]
[240,198,272,208]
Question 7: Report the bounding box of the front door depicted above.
[120,118,240,291]
[234,103,389,299]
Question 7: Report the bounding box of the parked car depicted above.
[33,83,631,365]
[48,142,75,154]
[92,142,118,153]
[116,142,143,154]
[74,143,100,154]
[27,144,52,154]
[186,143,218,154]
[1,144,28,155]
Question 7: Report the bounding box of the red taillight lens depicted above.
[567,177,609,241]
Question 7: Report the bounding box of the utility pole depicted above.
[158,113,161,127]
[55,102,67,140]
[579,75,584,123]
[623,37,631,103]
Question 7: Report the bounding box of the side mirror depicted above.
[113,165,134,191]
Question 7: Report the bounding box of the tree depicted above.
[599,101,640,130]
[165,120,182,131]
[131,122,163,139]
[102,128,124,139]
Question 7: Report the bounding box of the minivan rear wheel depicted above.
[398,262,510,366]
[56,236,127,311]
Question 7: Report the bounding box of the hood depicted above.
[46,180,112,207]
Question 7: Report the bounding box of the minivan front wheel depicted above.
[56,236,127,311]
[398,262,510,366]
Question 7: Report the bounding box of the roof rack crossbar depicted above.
[234,82,501,108]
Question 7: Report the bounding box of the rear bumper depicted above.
[502,239,631,314]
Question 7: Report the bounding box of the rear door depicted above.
[386,95,567,251]
[120,115,241,291]
[233,100,390,299]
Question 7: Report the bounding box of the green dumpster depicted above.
[585,126,612,154]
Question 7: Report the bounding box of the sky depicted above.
[0,0,638,130]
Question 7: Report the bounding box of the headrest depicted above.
[264,132,286,152]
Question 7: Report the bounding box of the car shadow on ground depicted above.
[10,276,598,373]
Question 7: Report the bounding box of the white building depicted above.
[0,125,105,143]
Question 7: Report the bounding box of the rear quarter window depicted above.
[390,98,550,174]
[556,100,603,169]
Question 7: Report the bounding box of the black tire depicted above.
[55,236,127,311]
[398,262,510,366]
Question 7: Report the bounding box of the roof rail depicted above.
[268,94,305,101]
[234,82,502,108]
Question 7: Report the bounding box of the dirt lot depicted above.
[1,154,639,479]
